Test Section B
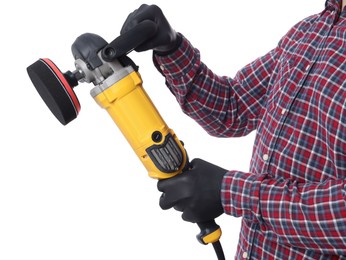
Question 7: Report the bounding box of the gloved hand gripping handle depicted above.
[102,20,157,61]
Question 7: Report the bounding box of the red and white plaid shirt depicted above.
[154,0,346,259]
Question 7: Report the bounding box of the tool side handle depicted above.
[102,20,157,61]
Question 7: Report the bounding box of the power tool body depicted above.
[27,28,224,259]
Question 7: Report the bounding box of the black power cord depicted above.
[212,241,226,260]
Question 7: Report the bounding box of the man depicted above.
[121,0,346,259]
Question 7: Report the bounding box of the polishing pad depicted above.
[27,58,81,125]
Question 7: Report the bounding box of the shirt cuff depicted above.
[153,33,201,80]
[221,171,267,221]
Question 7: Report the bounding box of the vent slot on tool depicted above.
[146,133,183,173]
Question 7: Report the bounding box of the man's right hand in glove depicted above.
[157,159,227,223]
[120,4,182,55]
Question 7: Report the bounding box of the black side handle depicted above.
[102,20,157,61]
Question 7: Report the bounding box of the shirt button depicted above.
[281,108,287,115]
[242,251,248,258]
[160,65,165,71]
[305,64,310,71]
[263,154,269,161]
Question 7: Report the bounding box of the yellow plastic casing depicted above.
[92,70,187,179]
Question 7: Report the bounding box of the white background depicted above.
[1,1,323,259]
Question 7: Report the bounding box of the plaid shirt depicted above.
[153,0,346,259]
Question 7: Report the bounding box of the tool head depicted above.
[27,58,81,125]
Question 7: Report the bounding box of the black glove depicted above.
[121,4,181,54]
[157,159,227,223]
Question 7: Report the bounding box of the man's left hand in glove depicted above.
[157,158,227,223]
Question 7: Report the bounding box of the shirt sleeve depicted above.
[153,34,280,137]
[222,171,346,255]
